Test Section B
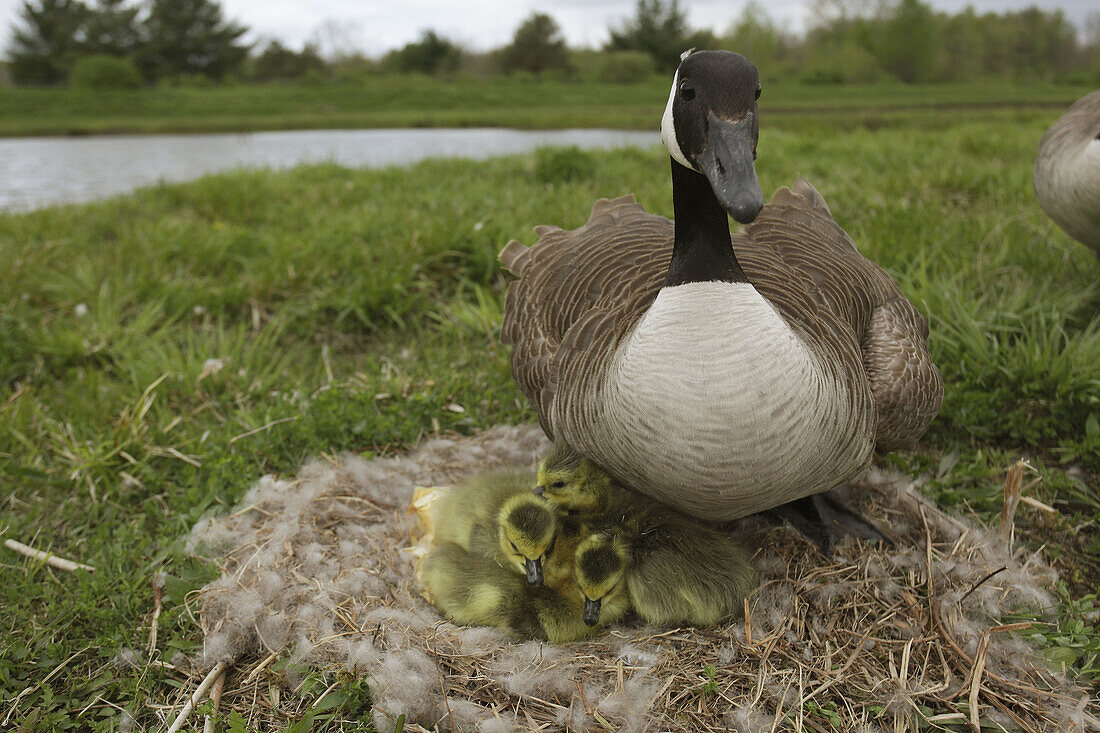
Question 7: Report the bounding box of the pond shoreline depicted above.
[0,127,659,212]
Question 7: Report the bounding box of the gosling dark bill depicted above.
[524,557,543,586]
[583,597,602,627]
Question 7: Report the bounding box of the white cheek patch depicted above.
[660,68,695,171]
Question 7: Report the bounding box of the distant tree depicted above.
[592,50,655,83]
[1007,7,1077,78]
[939,8,986,81]
[385,30,461,74]
[1086,11,1100,77]
[500,12,570,76]
[139,0,248,81]
[607,0,715,72]
[805,0,884,29]
[83,0,139,57]
[721,2,795,78]
[874,0,944,83]
[248,40,326,81]
[6,0,89,84]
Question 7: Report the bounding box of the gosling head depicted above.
[660,49,764,224]
[535,443,613,515]
[498,494,557,586]
[574,533,629,627]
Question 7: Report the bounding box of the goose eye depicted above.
[679,80,695,101]
[754,86,761,101]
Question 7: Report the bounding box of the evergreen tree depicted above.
[500,13,570,76]
[139,0,248,81]
[607,0,714,72]
[6,0,89,84]
[384,30,461,75]
[722,2,793,78]
[248,40,326,82]
[83,0,139,57]
[874,0,943,83]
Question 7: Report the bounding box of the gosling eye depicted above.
[551,481,566,489]
[509,541,519,553]
[679,79,695,101]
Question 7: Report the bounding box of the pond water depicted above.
[0,127,659,212]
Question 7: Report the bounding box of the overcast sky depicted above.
[1,0,1095,58]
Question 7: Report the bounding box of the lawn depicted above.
[0,106,1098,729]
[0,76,1093,136]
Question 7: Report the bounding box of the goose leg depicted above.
[769,492,891,551]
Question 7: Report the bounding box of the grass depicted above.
[1,107,1099,729]
[0,75,1094,136]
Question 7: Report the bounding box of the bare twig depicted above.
[968,635,990,732]
[242,651,280,685]
[958,567,1007,605]
[203,667,226,733]
[4,539,95,572]
[1019,496,1056,513]
[999,460,1041,544]
[167,661,228,733]
[149,572,165,656]
[228,417,298,446]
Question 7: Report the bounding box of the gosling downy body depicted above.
[490,493,581,587]
[432,468,535,552]
[422,541,544,639]
[1034,89,1100,257]
[536,441,618,514]
[423,536,618,643]
[500,50,942,521]
[573,533,632,627]
[541,444,757,626]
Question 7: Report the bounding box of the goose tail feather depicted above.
[498,239,531,277]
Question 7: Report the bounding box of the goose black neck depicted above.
[665,158,748,287]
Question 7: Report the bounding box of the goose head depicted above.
[574,533,629,627]
[497,494,557,586]
[661,49,764,224]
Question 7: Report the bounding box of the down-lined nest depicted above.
[185,425,1096,732]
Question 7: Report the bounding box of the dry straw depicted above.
[181,425,1097,732]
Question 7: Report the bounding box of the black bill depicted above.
[698,111,764,224]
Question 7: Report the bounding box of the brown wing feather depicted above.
[499,182,942,448]
[499,196,671,438]
[738,178,941,446]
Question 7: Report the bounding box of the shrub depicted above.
[593,51,655,83]
[69,54,142,90]
[800,42,885,84]
[534,146,596,184]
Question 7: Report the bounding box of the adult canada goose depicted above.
[500,50,942,521]
[1034,89,1100,258]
